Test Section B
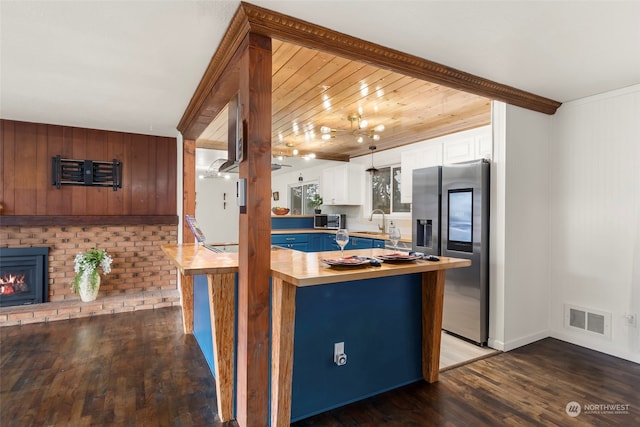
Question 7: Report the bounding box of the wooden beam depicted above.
[0,215,178,226]
[236,32,273,427]
[239,2,561,115]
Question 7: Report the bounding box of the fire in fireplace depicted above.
[0,247,49,307]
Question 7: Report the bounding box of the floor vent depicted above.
[564,304,611,339]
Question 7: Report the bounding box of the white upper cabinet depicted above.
[442,133,492,164]
[322,163,363,205]
[400,144,442,203]
[400,126,492,203]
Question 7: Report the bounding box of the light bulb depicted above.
[320,126,331,134]
[322,134,332,141]
[372,134,381,141]
[309,153,316,159]
[293,149,299,155]
[374,124,385,132]
[357,136,364,143]
[359,119,368,129]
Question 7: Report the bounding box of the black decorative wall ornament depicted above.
[51,155,122,190]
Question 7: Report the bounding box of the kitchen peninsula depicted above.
[162,244,470,425]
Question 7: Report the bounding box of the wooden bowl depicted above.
[272,208,290,216]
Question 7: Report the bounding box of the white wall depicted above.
[490,102,553,351]
[548,84,640,363]
[195,149,239,244]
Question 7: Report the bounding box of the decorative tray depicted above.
[376,253,422,263]
[322,257,372,268]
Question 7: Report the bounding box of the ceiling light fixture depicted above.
[320,113,385,143]
[365,145,379,175]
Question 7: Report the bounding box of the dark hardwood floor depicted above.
[2,307,639,426]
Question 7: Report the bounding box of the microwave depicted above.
[314,214,346,230]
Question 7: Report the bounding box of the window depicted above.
[371,166,410,214]
[290,182,319,215]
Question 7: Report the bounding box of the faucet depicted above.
[369,209,386,232]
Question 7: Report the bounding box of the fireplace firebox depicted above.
[0,247,49,307]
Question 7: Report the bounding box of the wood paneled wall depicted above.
[1,120,177,221]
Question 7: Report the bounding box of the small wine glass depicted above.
[335,228,349,259]
[388,225,401,253]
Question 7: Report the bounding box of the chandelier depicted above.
[320,113,385,143]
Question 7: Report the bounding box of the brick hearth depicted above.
[0,223,179,327]
[0,289,180,326]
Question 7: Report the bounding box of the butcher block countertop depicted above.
[161,244,470,287]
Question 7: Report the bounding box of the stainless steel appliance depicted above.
[314,214,346,230]
[412,159,490,345]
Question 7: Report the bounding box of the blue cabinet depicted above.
[272,234,309,251]
[323,233,339,251]
[308,234,325,252]
[272,232,385,253]
[348,236,373,250]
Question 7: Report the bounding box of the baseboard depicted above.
[488,338,505,351]
[502,329,550,352]
[551,331,640,364]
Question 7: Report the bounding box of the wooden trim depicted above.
[182,139,196,243]
[177,7,250,137]
[207,272,236,422]
[270,277,297,427]
[421,269,446,383]
[0,215,178,226]
[241,2,560,114]
[178,2,560,139]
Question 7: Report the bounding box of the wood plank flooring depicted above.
[0,307,236,427]
[2,306,639,426]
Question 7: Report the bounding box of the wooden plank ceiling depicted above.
[196,39,491,161]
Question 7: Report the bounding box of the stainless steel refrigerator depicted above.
[412,159,490,345]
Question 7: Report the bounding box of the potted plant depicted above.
[310,193,323,214]
[72,247,112,302]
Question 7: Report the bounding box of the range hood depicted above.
[209,158,285,174]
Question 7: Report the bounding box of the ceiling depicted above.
[2,1,639,149]
[196,39,491,161]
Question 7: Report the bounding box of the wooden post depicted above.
[236,32,273,427]
[178,274,193,334]
[208,273,236,421]
[270,278,297,427]
[182,138,196,243]
[421,269,446,383]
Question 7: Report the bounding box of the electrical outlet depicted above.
[623,314,637,327]
[334,342,347,366]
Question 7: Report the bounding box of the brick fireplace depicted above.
[0,224,179,326]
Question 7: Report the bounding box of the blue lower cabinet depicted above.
[348,237,374,250]
[323,233,340,251]
[308,234,324,252]
[272,233,309,251]
[372,239,385,248]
